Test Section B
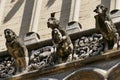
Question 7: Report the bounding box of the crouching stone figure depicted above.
[47,13,73,63]
[4,29,29,74]
[94,4,120,50]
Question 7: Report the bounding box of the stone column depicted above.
[115,0,120,10]
[30,0,43,32]
[0,0,6,25]
[72,0,81,21]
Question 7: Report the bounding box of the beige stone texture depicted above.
[0,0,114,52]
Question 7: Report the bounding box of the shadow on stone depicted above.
[107,62,120,80]
[63,67,107,80]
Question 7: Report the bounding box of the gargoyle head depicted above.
[94,4,108,14]
[4,29,17,42]
[47,13,60,29]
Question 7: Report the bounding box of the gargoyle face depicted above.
[53,28,62,37]
[94,4,107,14]
[4,29,17,42]
[47,17,60,29]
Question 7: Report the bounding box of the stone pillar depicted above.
[72,0,81,21]
[30,0,43,32]
[0,0,6,25]
[115,0,120,10]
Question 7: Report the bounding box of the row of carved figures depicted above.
[0,4,120,79]
[0,32,104,79]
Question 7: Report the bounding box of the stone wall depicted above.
[0,0,114,52]
[0,0,27,51]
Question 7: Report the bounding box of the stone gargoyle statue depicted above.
[4,29,29,74]
[94,4,120,50]
[47,13,73,63]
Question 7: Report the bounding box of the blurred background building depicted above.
[0,0,120,52]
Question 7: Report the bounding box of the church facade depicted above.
[0,0,119,52]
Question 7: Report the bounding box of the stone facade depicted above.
[0,0,116,52]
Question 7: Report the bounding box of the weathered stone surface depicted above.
[64,67,107,80]
[107,62,120,80]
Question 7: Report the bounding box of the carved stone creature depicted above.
[4,29,29,74]
[28,46,55,71]
[0,57,15,78]
[73,33,104,60]
[94,4,120,50]
[47,13,73,63]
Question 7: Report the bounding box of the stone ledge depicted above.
[8,49,120,80]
